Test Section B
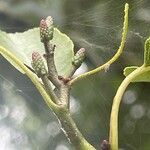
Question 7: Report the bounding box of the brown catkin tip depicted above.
[32,51,41,61]
[40,16,54,42]
[45,16,53,26]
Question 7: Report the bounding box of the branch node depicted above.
[58,76,71,84]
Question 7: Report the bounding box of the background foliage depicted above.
[0,0,150,150]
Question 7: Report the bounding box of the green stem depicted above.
[0,46,96,150]
[109,65,150,150]
[44,42,61,88]
[70,3,129,85]
[55,108,96,150]
[59,84,70,107]
[41,75,60,104]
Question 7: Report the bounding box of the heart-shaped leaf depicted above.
[0,28,74,77]
[124,66,150,82]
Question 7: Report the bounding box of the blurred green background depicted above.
[0,0,150,150]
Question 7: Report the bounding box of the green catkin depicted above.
[72,48,86,67]
[40,16,54,42]
[31,52,47,77]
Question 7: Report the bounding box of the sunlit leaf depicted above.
[124,66,150,82]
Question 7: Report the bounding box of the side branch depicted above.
[70,3,129,85]
[43,42,61,88]
[40,16,61,88]
[109,65,150,150]
[41,75,60,104]
[59,84,71,108]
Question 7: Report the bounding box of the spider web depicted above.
[0,0,150,150]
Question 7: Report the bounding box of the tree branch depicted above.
[69,3,129,85]
[55,107,96,150]
[44,42,61,88]
[40,16,61,89]
[59,84,70,108]
[41,75,60,104]
[0,46,96,149]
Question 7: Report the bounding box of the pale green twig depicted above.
[109,65,150,150]
[41,75,60,104]
[70,3,129,85]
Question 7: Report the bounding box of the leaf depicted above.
[124,66,150,82]
[144,37,150,66]
[124,37,150,82]
[0,28,74,77]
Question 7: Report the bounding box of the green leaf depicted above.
[0,28,74,76]
[144,37,150,66]
[124,66,150,82]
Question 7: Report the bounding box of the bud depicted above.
[31,52,47,77]
[40,16,54,42]
[72,48,86,67]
